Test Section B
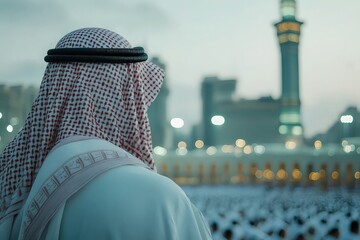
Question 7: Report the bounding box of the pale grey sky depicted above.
[0,0,359,137]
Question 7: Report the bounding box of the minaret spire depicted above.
[275,0,304,143]
[280,0,297,19]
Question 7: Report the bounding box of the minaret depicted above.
[275,0,303,142]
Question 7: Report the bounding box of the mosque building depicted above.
[198,0,303,147]
[152,0,360,188]
[0,0,359,188]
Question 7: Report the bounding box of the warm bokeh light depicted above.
[255,170,263,179]
[331,171,339,180]
[243,145,253,154]
[314,140,322,150]
[309,172,320,181]
[170,118,184,128]
[355,172,360,179]
[0,112,2,119]
[235,139,246,148]
[263,169,274,180]
[292,169,302,180]
[178,141,187,149]
[285,140,297,150]
[194,140,204,149]
[276,169,287,180]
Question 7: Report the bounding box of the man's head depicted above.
[0,28,164,221]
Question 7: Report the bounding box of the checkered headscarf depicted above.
[0,28,164,221]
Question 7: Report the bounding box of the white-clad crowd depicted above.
[183,185,360,240]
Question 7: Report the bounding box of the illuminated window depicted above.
[278,34,288,43]
[277,22,300,32]
[288,34,299,42]
[281,1,296,18]
[280,113,301,124]
[278,33,299,43]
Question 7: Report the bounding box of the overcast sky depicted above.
[0,0,359,138]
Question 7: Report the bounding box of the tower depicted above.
[275,0,303,142]
[201,76,236,146]
[148,57,170,148]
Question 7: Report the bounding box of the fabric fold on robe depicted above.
[8,137,212,240]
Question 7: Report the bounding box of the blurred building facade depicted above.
[312,106,360,144]
[155,143,360,188]
[0,84,37,150]
[196,0,305,148]
[1,0,359,188]
[153,0,360,188]
[200,76,282,147]
[147,57,172,149]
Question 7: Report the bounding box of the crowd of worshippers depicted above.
[183,185,360,240]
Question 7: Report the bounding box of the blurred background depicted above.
[1,0,360,239]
